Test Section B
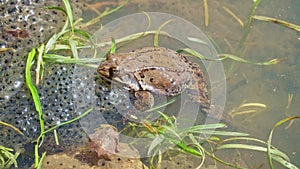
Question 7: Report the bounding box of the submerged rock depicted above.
[35,143,147,169]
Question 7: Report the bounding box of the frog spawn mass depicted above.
[0,0,90,152]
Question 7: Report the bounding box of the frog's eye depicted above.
[109,68,119,76]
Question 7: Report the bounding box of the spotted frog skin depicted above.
[98,46,210,112]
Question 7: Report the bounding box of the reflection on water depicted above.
[87,0,299,168]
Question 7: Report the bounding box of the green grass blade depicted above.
[25,49,45,141]
[190,130,249,137]
[34,144,39,168]
[36,152,47,169]
[4,152,19,168]
[43,108,93,134]
[110,38,117,54]
[178,48,213,60]
[162,125,182,140]
[45,17,70,53]
[43,54,103,63]
[62,0,74,32]
[45,6,66,14]
[69,38,78,59]
[157,111,176,129]
[180,123,227,132]
[54,129,59,145]
[74,29,91,39]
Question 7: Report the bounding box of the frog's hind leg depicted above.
[120,91,154,124]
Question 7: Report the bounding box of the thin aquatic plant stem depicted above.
[228,0,262,74]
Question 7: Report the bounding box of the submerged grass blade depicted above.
[188,134,205,169]
[78,0,128,28]
[96,31,170,48]
[229,102,267,118]
[218,54,282,65]
[154,19,174,47]
[203,0,209,26]
[227,0,262,74]
[0,121,23,136]
[222,6,244,27]
[239,103,267,108]
[217,144,289,160]
[253,15,300,32]
[267,116,300,169]
[272,155,298,169]
[144,97,177,113]
[179,47,282,65]
[245,0,262,33]
[205,151,247,169]
[147,135,165,156]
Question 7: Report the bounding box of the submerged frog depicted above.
[98,46,210,113]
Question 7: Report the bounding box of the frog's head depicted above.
[97,54,119,78]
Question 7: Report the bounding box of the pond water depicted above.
[87,0,300,168]
[0,0,299,168]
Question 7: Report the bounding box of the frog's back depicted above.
[120,47,190,72]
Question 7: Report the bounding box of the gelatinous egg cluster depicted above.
[0,0,85,151]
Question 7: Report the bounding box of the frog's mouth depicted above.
[97,71,133,91]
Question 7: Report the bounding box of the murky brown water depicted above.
[2,0,298,168]
[86,0,300,168]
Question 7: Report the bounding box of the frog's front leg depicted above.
[133,91,154,111]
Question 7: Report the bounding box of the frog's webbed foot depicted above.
[133,91,154,111]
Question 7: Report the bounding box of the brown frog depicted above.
[98,46,210,113]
